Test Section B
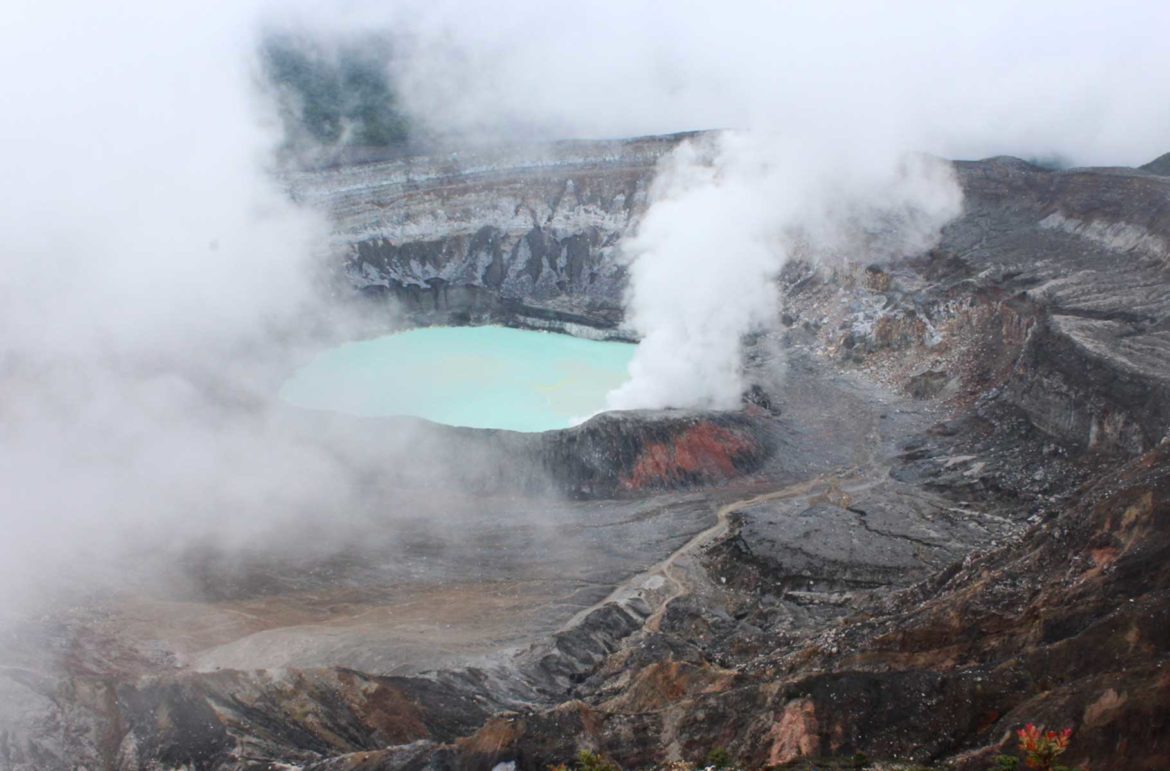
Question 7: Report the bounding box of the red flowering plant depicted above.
[993,724,1076,771]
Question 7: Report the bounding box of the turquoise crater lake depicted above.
[279,326,636,432]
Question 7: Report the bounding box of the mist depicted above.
[4,0,1170,619]
[0,1,375,619]
[343,0,1170,164]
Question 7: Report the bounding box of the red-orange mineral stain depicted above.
[621,422,756,491]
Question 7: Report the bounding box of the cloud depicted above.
[368,0,1170,165]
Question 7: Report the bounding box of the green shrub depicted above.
[705,747,732,769]
[555,750,619,771]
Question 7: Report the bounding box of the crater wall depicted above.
[285,134,695,333]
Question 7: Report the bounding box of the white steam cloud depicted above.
[366,0,1170,165]
[606,133,962,409]
[0,1,349,616]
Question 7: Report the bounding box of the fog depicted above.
[0,1,394,618]
[363,0,1170,166]
[3,0,1170,618]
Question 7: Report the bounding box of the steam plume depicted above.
[607,133,962,409]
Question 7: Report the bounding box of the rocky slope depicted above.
[3,139,1170,770]
[429,154,1170,770]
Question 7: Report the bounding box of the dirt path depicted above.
[560,464,885,635]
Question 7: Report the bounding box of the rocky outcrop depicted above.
[1141,151,1170,176]
[700,443,1170,770]
[939,160,1170,452]
[295,407,775,501]
[1006,313,1170,454]
[789,156,1170,456]
[539,411,774,499]
[7,667,504,769]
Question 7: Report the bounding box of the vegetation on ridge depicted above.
[259,30,409,163]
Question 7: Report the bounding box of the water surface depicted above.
[279,326,634,432]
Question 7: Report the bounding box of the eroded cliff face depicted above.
[942,160,1170,454]
[5,141,1170,770]
[781,157,1170,458]
[286,134,692,332]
